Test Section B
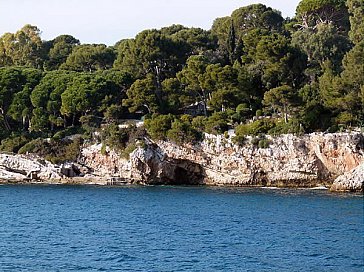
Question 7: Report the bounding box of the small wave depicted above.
[261,186,280,190]
[310,186,328,190]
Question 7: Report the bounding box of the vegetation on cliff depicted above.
[0,0,362,156]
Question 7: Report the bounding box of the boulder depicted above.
[331,163,364,192]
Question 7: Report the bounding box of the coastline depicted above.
[0,132,363,193]
[0,176,351,192]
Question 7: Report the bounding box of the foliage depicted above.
[144,114,175,140]
[0,24,44,68]
[0,133,31,153]
[121,143,138,160]
[0,1,361,151]
[100,122,146,153]
[235,119,276,137]
[36,137,83,164]
[18,138,44,154]
[268,119,305,135]
[296,0,349,30]
[61,44,116,72]
[167,116,202,144]
[204,112,229,135]
[258,138,271,148]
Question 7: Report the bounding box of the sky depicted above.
[0,0,301,46]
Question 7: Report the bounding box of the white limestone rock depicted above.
[331,163,364,192]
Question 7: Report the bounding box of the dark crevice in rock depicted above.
[168,160,205,185]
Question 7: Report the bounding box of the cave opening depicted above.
[173,167,189,185]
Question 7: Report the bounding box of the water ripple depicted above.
[0,185,362,271]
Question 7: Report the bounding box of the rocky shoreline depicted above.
[0,132,363,192]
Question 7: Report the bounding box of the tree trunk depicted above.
[1,114,11,130]
[201,89,208,116]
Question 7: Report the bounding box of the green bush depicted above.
[268,119,304,136]
[205,112,229,135]
[191,116,207,131]
[251,137,260,146]
[0,134,30,153]
[232,134,246,146]
[249,135,271,148]
[144,114,175,140]
[99,122,146,156]
[100,123,129,150]
[18,138,44,154]
[235,119,275,137]
[167,118,202,144]
[258,138,271,148]
[121,143,137,160]
[52,126,84,141]
[44,137,83,164]
[100,143,107,155]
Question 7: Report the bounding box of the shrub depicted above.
[258,138,271,148]
[100,143,107,155]
[249,135,271,148]
[268,118,304,136]
[100,123,129,150]
[167,118,202,144]
[44,137,83,164]
[18,138,44,154]
[204,112,229,135]
[121,143,137,160]
[251,137,260,146]
[52,126,84,141]
[144,114,174,140]
[235,119,275,137]
[191,116,207,131]
[0,134,30,153]
[232,134,246,146]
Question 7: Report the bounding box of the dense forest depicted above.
[0,0,363,159]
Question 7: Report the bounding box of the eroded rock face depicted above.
[78,132,363,191]
[129,143,205,185]
[1,132,362,191]
[79,142,205,185]
[331,163,364,192]
[154,132,363,189]
[0,153,62,181]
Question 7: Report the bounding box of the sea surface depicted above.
[0,185,362,272]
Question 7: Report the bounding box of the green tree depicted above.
[292,23,351,75]
[123,74,161,114]
[177,55,210,115]
[45,35,80,70]
[231,4,284,34]
[0,68,25,130]
[60,74,115,126]
[30,70,77,131]
[263,85,299,122]
[347,0,364,44]
[61,44,116,72]
[161,77,186,113]
[144,114,174,140]
[167,116,202,144]
[296,0,349,30]
[114,29,187,80]
[0,24,44,68]
[245,33,307,89]
[8,68,43,129]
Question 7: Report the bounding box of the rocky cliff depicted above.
[1,132,363,192]
[331,163,364,192]
[0,153,62,182]
[79,132,363,191]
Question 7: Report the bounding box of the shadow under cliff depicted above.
[146,158,206,186]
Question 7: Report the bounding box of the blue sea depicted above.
[0,185,363,271]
